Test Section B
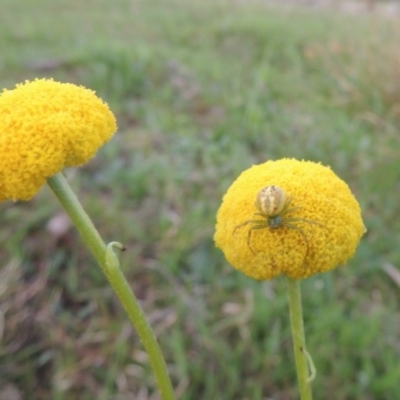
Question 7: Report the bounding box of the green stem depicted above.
[47,173,175,400]
[285,277,314,400]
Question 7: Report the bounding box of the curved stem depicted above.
[285,277,314,400]
[47,173,175,400]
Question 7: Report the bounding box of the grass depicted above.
[1,0,400,399]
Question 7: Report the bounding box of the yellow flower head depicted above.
[214,159,365,280]
[0,79,117,201]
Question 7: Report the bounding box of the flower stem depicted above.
[47,173,175,400]
[285,277,314,400]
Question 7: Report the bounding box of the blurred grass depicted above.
[1,0,400,399]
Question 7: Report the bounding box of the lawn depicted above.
[1,0,400,399]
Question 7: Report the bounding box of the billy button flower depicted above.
[214,158,365,280]
[0,78,116,202]
[0,79,176,400]
[214,158,365,400]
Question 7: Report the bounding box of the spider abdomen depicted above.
[256,185,287,216]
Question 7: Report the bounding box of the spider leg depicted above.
[233,219,266,235]
[281,206,302,217]
[247,224,269,254]
[282,222,310,255]
[281,202,324,228]
[284,217,324,227]
[280,195,293,214]
[254,212,268,218]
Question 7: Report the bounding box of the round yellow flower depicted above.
[0,79,117,201]
[214,159,365,280]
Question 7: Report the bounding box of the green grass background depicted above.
[1,0,400,399]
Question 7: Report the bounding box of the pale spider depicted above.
[233,185,322,254]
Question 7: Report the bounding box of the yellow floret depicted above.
[214,159,365,280]
[0,79,117,201]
